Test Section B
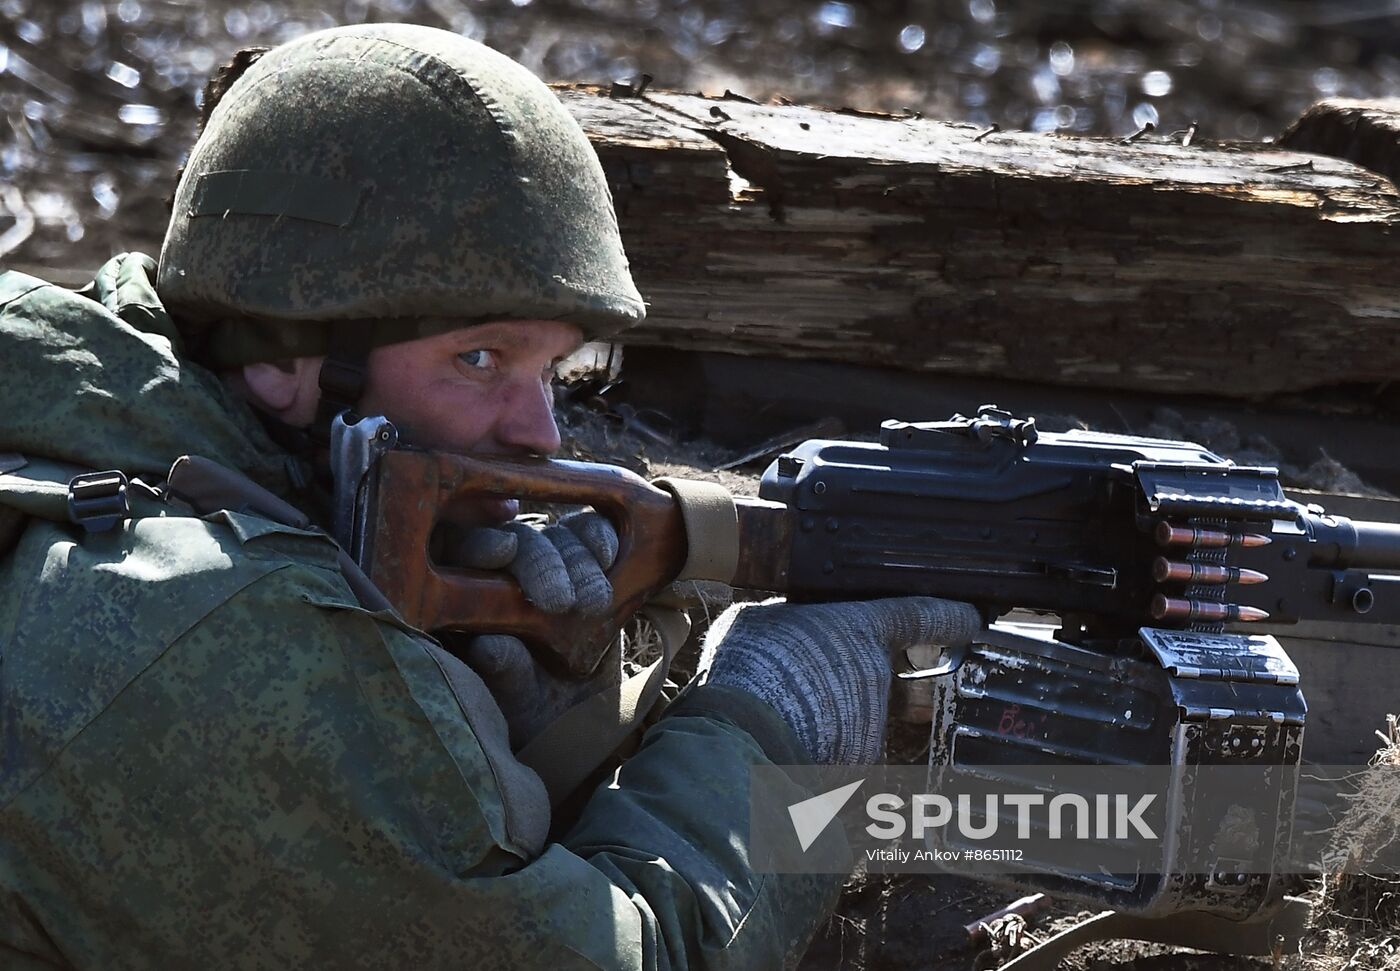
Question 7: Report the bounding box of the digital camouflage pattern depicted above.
[158,23,646,369]
[0,255,842,968]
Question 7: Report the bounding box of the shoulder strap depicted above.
[0,454,133,556]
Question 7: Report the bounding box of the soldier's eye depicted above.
[457,349,498,370]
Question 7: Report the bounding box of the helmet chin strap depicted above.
[311,322,373,445]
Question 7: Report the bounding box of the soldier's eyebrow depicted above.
[456,326,530,349]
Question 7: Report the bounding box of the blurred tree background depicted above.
[4,0,1400,270]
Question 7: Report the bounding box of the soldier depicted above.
[0,23,978,969]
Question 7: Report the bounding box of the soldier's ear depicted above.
[242,356,323,426]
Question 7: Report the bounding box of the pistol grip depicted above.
[364,448,687,677]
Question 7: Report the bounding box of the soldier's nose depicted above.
[495,379,562,457]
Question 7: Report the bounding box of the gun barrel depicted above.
[1309,517,1400,571]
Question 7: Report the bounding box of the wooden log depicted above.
[1280,99,1400,191]
[556,86,1400,398]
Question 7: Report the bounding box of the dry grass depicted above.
[1292,717,1400,971]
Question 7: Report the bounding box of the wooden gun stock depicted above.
[363,448,790,677]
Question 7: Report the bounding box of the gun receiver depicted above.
[752,409,1400,638]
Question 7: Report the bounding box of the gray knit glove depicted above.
[445,511,621,748]
[464,634,622,749]
[697,597,982,765]
[445,510,618,615]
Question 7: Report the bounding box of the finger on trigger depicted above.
[503,522,575,612]
[545,524,614,617]
[866,596,982,651]
[560,511,619,570]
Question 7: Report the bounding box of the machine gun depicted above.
[332,403,1400,669]
[330,405,1400,945]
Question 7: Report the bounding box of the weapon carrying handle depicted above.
[366,448,691,677]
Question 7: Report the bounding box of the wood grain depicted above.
[561,86,1400,397]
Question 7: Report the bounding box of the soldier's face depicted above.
[357,318,584,524]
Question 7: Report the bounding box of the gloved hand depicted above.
[444,509,619,615]
[443,510,621,748]
[696,596,982,765]
[463,634,622,749]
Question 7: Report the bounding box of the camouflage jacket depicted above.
[0,254,841,970]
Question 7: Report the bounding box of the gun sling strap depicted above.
[517,604,692,806]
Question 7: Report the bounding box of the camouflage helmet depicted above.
[158,23,645,369]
